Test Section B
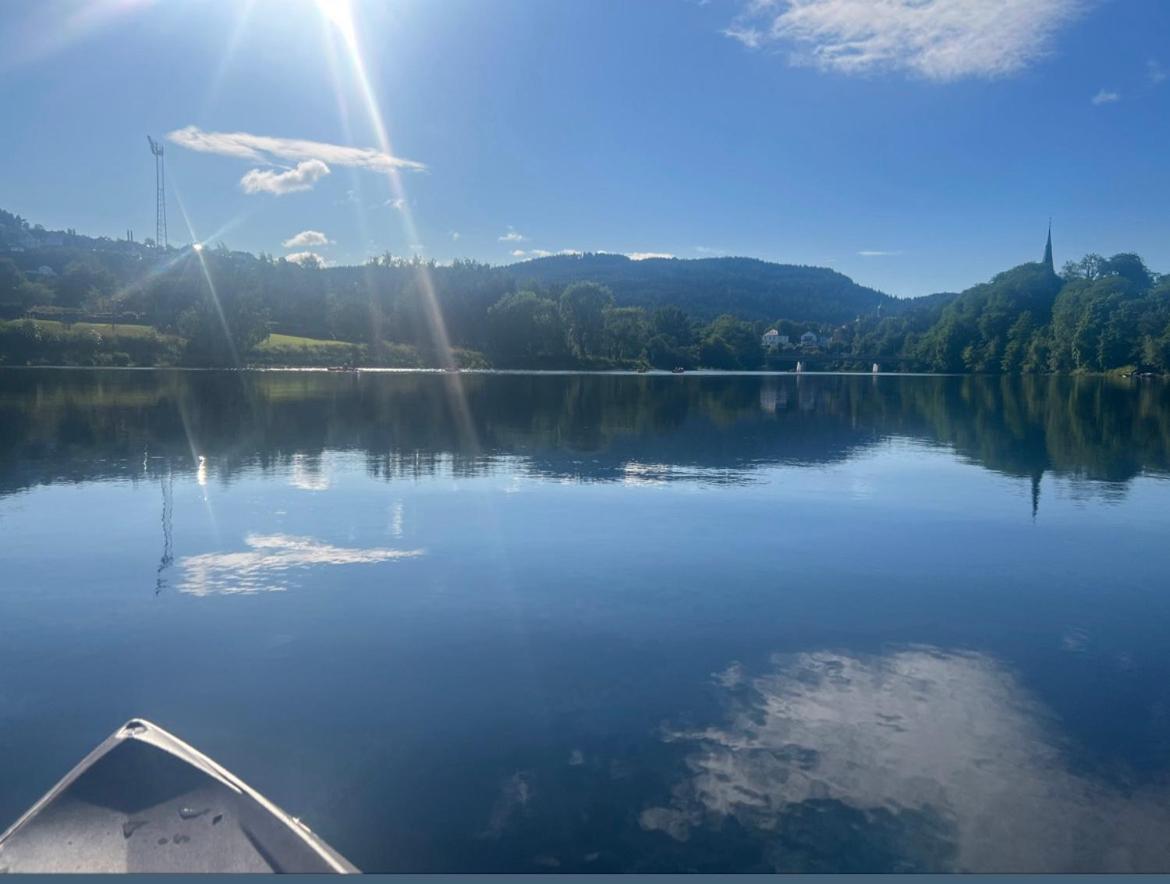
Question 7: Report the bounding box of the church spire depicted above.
[1042,219,1054,274]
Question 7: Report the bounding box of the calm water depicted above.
[2,369,1170,872]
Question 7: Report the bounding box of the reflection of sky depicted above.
[642,648,1170,872]
[179,533,422,596]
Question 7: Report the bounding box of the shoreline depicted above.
[1,364,1159,379]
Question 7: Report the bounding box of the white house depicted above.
[761,329,780,348]
[800,331,818,347]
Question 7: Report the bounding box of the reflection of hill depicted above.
[1,370,1167,499]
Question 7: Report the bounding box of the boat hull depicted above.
[0,719,357,873]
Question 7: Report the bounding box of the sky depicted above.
[1,0,1168,297]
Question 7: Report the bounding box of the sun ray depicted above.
[316,0,480,449]
[173,190,240,367]
[202,0,259,115]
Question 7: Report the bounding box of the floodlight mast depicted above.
[147,136,167,249]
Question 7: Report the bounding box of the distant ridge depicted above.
[508,252,898,324]
[2,207,917,324]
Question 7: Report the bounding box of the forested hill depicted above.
[509,253,896,323]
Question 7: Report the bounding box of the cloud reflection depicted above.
[178,533,422,596]
[642,648,1170,872]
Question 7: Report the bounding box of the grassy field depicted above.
[256,333,356,352]
[252,332,364,366]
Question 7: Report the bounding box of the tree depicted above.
[603,306,649,363]
[178,295,269,366]
[559,282,613,360]
[1102,253,1153,291]
[1062,254,1106,282]
[54,259,114,309]
[486,291,565,365]
[651,306,693,347]
[700,315,762,369]
[699,336,737,369]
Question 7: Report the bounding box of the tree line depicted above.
[1,208,1167,372]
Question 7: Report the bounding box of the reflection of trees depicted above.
[1,371,1168,499]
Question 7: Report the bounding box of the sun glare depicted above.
[315,0,359,46]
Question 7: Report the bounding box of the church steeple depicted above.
[1042,219,1054,274]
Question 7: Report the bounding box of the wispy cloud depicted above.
[282,229,331,249]
[724,0,1085,81]
[499,226,527,242]
[1148,59,1166,84]
[167,125,426,172]
[450,231,461,241]
[695,245,729,256]
[1091,88,1120,105]
[240,160,330,196]
[386,197,407,210]
[858,249,904,257]
[628,252,675,261]
[511,248,553,259]
[285,250,328,267]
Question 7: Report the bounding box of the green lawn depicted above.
[256,333,356,352]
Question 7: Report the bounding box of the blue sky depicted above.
[1,0,1168,297]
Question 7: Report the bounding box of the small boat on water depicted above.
[672,366,685,374]
[0,719,357,874]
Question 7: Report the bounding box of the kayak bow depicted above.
[0,719,357,873]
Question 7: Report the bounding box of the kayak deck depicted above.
[0,719,357,873]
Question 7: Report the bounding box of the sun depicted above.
[315,0,358,46]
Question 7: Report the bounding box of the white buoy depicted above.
[795,361,803,373]
[872,363,880,374]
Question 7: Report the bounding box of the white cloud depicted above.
[450,231,461,241]
[285,250,328,267]
[858,249,903,256]
[724,0,1085,81]
[167,125,426,172]
[241,160,330,196]
[282,229,331,249]
[511,248,553,259]
[627,252,675,261]
[722,24,765,49]
[179,533,423,596]
[499,226,527,242]
[386,197,407,210]
[695,245,729,255]
[1091,88,1120,105]
[1149,59,1167,84]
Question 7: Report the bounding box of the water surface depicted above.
[2,369,1169,872]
